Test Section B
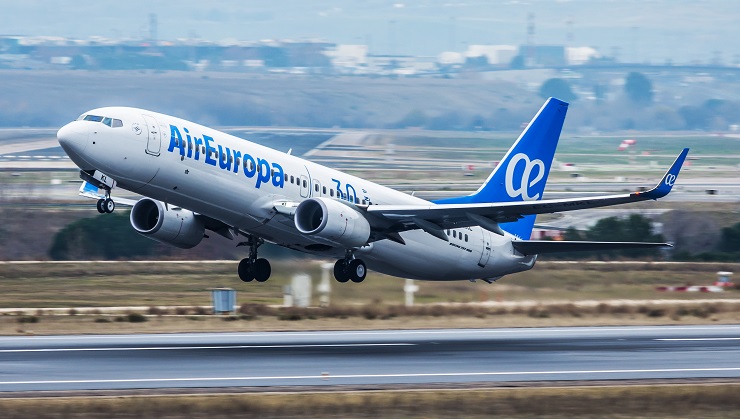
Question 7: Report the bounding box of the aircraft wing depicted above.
[365,148,688,237]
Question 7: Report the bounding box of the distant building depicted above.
[464,45,518,66]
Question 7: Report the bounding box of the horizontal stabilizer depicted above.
[512,240,671,255]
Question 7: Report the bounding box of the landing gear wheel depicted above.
[348,259,367,283]
[333,259,350,283]
[96,199,105,214]
[236,236,271,283]
[238,258,254,282]
[102,198,115,213]
[254,258,271,282]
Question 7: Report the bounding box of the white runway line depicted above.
[3,367,740,386]
[4,325,740,342]
[0,343,415,353]
[656,337,740,341]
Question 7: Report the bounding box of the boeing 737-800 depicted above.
[56,98,688,284]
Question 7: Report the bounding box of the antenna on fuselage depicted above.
[287,148,293,155]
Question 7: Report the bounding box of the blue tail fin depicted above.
[434,98,569,239]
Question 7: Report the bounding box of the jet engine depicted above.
[130,198,205,249]
[294,197,371,248]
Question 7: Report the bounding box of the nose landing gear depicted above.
[96,197,116,214]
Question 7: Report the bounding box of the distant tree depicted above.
[49,212,157,260]
[509,54,525,69]
[393,109,428,128]
[538,78,577,102]
[719,222,740,253]
[593,83,606,103]
[561,215,664,259]
[464,55,489,70]
[624,72,654,104]
[427,111,465,130]
[70,54,87,70]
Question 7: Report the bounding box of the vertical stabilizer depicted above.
[434,98,569,239]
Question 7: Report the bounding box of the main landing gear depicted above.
[237,236,271,283]
[333,251,367,283]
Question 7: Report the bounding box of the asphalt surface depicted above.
[1,325,740,392]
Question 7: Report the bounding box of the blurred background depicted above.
[0,0,738,306]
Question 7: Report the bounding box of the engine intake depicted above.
[130,198,205,249]
[294,197,371,248]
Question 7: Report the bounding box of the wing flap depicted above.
[512,240,672,255]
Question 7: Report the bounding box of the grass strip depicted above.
[1,384,739,418]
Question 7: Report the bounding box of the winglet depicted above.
[639,148,689,199]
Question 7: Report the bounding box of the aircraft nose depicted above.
[57,121,88,154]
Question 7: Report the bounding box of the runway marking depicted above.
[0,343,414,353]
[2,367,740,386]
[656,338,740,341]
[5,325,740,342]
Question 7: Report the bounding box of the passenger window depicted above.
[453,231,457,239]
[314,184,319,192]
[330,189,334,197]
[290,175,294,184]
[111,119,123,128]
[83,115,103,122]
[465,234,469,242]
[303,180,307,188]
[236,158,240,166]
[322,186,326,194]
[102,117,112,127]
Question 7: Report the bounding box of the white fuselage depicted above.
[58,107,536,281]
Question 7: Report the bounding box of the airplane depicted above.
[56,98,688,284]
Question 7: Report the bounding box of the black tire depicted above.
[238,259,254,282]
[333,259,350,283]
[348,259,367,283]
[254,258,271,282]
[103,198,115,213]
[96,199,105,213]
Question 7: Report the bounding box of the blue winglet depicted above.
[641,148,689,199]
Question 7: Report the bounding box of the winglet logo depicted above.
[664,174,677,187]
[505,153,546,200]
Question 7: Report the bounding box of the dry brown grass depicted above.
[1,384,740,418]
[4,300,740,335]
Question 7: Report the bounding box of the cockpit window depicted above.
[83,115,123,128]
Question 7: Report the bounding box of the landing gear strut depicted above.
[333,251,367,283]
[237,236,271,283]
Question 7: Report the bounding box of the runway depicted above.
[1,325,740,392]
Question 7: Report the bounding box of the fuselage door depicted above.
[299,175,310,198]
[478,229,492,268]
[143,114,161,156]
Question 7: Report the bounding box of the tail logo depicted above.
[505,153,545,200]
[664,174,676,186]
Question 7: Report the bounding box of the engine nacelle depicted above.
[130,198,205,249]
[294,197,371,248]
